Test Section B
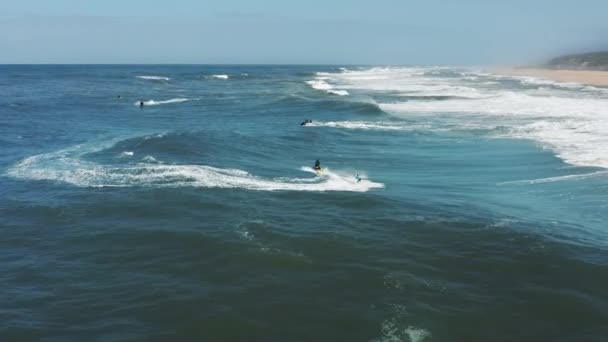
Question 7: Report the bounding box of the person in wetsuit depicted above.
[314,160,321,171]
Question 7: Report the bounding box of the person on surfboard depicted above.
[314,160,321,171]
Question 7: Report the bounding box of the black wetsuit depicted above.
[314,160,321,170]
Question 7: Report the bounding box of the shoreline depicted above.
[489,67,608,87]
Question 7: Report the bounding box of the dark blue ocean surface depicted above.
[1,65,607,341]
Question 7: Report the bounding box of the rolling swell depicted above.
[268,93,386,116]
[2,65,608,342]
[87,131,262,165]
[88,130,317,166]
[314,98,385,115]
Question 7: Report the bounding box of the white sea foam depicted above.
[306,78,350,96]
[403,327,432,342]
[144,133,167,140]
[315,66,608,169]
[304,121,428,131]
[323,67,485,98]
[498,171,608,185]
[120,151,134,157]
[327,89,349,96]
[239,229,255,240]
[136,75,170,81]
[135,98,192,106]
[481,72,608,94]
[306,79,333,91]
[379,93,608,167]
[209,74,229,80]
[141,155,161,163]
[373,318,431,342]
[526,79,581,89]
[6,144,384,192]
[507,120,608,168]
[379,92,606,117]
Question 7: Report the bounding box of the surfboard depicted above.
[315,168,324,175]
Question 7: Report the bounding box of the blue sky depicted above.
[1,0,606,64]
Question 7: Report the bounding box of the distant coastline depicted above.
[490,51,608,87]
[491,67,608,87]
[546,51,608,71]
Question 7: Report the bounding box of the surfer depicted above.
[314,160,321,171]
[300,119,312,126]
[139,101,144,108]
[356,173,362,183]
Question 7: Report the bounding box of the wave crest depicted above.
[306,77,349,96]
[304,121,428,131]
[136,75,170,81]
[209,74,229,80]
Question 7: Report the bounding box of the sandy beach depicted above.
[491,67,608,87]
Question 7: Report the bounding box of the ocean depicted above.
[1,65,607,341]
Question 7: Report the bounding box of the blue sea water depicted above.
[1,65,607,341]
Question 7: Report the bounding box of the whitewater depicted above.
[1,64,607,342]
[308,66,608,168]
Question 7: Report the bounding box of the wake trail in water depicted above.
[135,98,196,106]
[6,141,384,192]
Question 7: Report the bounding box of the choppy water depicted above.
[1,65,607,341]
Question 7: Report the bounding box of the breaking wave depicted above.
[306,77,349,96]
[315,66,608,169]
[327,89,350,96]
[379,93,608,168]
[136,75,170,81]
[303,121,428,131]
[209,74,229,80]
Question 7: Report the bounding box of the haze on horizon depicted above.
[1,0,606,65]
